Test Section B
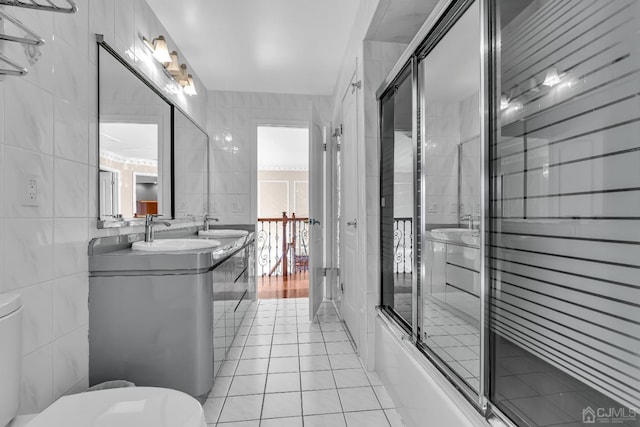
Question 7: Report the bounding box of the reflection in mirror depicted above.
[98,43,172,225]
[173,110,209,219]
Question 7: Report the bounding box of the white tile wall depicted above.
[206,91,331,225]
[0,0,208,415]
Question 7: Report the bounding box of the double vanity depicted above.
[88,227,255,402]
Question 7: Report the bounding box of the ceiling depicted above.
[368,0,438,44]
[146,0,360,95]
[100,123,158,162]
[257,126,308,171]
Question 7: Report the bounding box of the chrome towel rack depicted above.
[0,0,77,14]
[0,0,76,76]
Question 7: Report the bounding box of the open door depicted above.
[308,105,326,320]
[339,75,360,349]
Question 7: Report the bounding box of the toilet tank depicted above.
[0,294,22,427]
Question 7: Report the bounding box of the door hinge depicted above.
[340,282,344,292]
[323,143,327,152]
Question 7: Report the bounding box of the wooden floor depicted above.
[257,271,309,299]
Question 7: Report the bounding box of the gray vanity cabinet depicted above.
[212,246,251,377]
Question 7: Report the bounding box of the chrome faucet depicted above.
[460,214,473,230]
[144,214,171,242]
[203,212,219,230]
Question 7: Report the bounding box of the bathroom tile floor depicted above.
[203,297,406,427]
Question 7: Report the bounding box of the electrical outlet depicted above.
[23,175,40,206]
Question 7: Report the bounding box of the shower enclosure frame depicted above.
[377,0,514,423]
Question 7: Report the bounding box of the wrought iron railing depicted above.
[257,212,309,277]
[394,217,412,274]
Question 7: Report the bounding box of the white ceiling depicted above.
[146,0,360,95]
[257,126,308,171]
[368,0,438,44]
[100,123,158,161]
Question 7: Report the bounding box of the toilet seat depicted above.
[25,387,206,427]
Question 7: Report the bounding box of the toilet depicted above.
[0,294,207,427]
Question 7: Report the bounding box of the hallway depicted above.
[202,298,404,426]
[257,272,309,299]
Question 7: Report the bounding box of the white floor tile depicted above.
[302,389,343,415]
[225,347,243,360]
[299,343,327,356]
[298,332,324,343]
[272,333,298,345]
[249,325,274,335]
[323,331,350,342]
[259,416,302,427]
[268,356,300,373]
[301,370,336,391]
[262,392,302,419]
[320,322,345,332]
[334,368,370,388]
[218,360,239,377]
[202,397,224,424]
[270,344,299,358]
[228,374,267,396]
[384,409,405,427]
[304,413,347,427]
[241,345,271,360]
[373,385,395,409]
[274,324,298,334]
[218,395,263,423]
[338,387,382,412]
[326,341,355,355]
[210,376,232,397]
[265,372,301,393]
[329,354,362,370]
[235,358,269,375]
[297,323,322,333]
[366,371,383,386]
[344,410,390,427]
[245,335,273,346]
[299,355,331,371]
[217,420,259,427]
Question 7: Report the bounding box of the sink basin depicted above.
[132,238,222,252]
[430,228,479,246]
[198,229,249,238]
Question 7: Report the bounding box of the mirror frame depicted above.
[96,34,209,228]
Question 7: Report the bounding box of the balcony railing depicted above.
[257,212,309,277]
[394,217,412,274]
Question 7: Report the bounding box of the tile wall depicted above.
[206,90,331,225]
[0,0,208,414]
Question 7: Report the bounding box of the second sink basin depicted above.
[132,238,222,252]
[199,229,249,238]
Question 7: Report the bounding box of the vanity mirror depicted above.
[96,36,209,228]
[174,109,209,219]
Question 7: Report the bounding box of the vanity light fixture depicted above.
[542,67,563,87]
[500,93,510,110]
[142,34,197,96]
[165,51,180,75]
[184,74,197,96]
[142,35,171,63]
[177,63,189,86]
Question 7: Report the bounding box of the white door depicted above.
[339,76,360,349]
[99,170,117,217]
[308,105,326,320]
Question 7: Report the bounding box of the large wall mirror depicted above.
[97,38,209,227]
[174,109,209,219]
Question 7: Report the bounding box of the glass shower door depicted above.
[489,0,640,425]
[418,0,483,395]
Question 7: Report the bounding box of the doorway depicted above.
[256,125,310,299]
